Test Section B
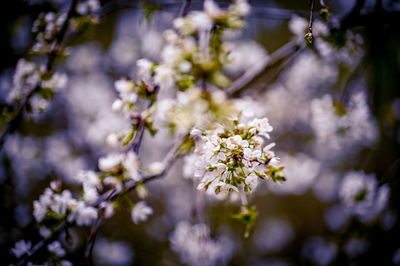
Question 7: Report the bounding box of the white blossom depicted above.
[204,0,224,19]
[194,117,283,197]
[130,201,153,224]
[122,151,141,181]
[11,240,31,258]
[98,153,123,172]
[103,176,123,193]
[100,201,115,219]
[310,92,378,160]
[232,0,251,17]
[48,241,66,257]
[148,161,165,175]
[338,171,389,221]
[83,183,99,204]
[39,227,52,238]
[68,201,98,226]
[154,64,175,90]
[136,58,153,83]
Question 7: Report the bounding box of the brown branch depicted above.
[15,138,181,265]
[179,0,191,17]
[131,100,154,154]
[0,0,79,150]
[17,222,72,266]
[84,215,104,265]
[227,40,302,97]
[308,0,315,35]
[82,138,181,263]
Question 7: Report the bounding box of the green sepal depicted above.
[144,118,157,136]
[122,128,136,146]
[304,32,313,45]
[267,165,286,183]
[231,205,258,238]
[176,134,195,157]
[141,1,162,21]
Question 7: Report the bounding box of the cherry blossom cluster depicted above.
[76,0,101,22]
[135,0,251,91]
[109,78,158,146]
[338,170,390,222]
[33,182,98,226]
[32,1,100,53]
[6,0,101,117]
[310,92,378,159]
[8,59,67,112]
[22,148,156,262]
[193,117,285,198]
[11,239,72,265]
[31,11,68,53]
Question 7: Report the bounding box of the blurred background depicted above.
[1,0,400,265]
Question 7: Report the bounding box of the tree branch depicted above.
[307,0,315,35]
[179,0,191,17]
[15,138,181,265]
[131,100,154,154]
[17,222,72,266]
[0,0,79,150]
[227,40,302,97]
[84,216,104,265]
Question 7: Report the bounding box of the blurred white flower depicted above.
[170,221,234,266]
[94,238,134,265]
[254,219,295,254]
[48,241,66,257]
[302,236,337,266]
[11,240,31,258]
[68,202,98,226]
[338,171,389,222]
[98,153,123,172]
[130,201,153,224]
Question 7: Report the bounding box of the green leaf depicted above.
[176,134,195,157]
[141,2,162,22]
[231,205,258,238]
[122,128,136,146]
[144,118,157,136]
[267,165,286,183]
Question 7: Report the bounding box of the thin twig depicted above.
[15,139,181,265]
[179,0,191,17]
[131,100,153,154]
[307,0,315,34]
[0,0,79,150]
[84,216,104,265]
[17,222,72,266]
[227,40,302,97]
